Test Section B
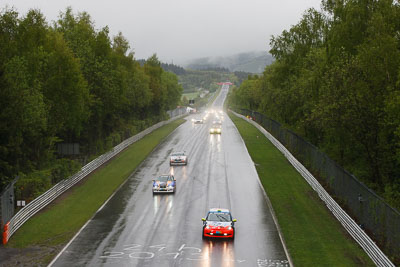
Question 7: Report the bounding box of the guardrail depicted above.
[231,111,394,267]
[2,108,187,244]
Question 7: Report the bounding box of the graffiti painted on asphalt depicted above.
[100,243,246,263]
[257,259,289,267]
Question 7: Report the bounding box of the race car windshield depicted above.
[156,176,170,182]
[172,153,184,156]
[207,212,231,222]
[212,124,221,128]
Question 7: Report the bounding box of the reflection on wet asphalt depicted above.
[50,86,289,267]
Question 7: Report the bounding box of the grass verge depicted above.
[229,112,374,266]
[182,92,199,100]
[7,118,185,248]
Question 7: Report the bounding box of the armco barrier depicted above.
[232,111,394,267]
[2,108,187,245]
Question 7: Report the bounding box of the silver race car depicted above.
[170,151,188,166]
[192,118,204,124]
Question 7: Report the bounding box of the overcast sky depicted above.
[3,0,322,64]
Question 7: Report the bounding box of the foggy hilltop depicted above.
[184,51,274,74]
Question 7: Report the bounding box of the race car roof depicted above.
[171,152,185,156]
[209,208,230,213]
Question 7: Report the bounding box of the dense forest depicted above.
[137,59,187,76]
[179,69,235,93]
[0,8,182,195]
[230,0,400,209]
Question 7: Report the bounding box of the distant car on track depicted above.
[210,124,222,134]
[212,119,222,125]
[152,174,176,194]
[192,118,204,124]
[202,208,236,239]
[170,151,188,166]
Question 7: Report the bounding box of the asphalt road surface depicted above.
[50,85,290,267]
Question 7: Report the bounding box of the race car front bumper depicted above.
[170,160,187,165]
[153,187,175,193]
[209,129,221,134]
[203,228,234,238]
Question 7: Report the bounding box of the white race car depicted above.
[170,151,188,166]
[192,118,204,124]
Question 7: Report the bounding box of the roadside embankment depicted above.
[229,112,374,266]
[0,119,185,266]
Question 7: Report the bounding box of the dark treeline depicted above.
[0,8,182,194]
[230,0,400,209]
[233,71,253,86]
[186,65,230,73]
[179,69,233,93]
[137,59,187,76]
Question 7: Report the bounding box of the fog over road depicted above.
[50,85,289,267]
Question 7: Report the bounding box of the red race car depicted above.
[202,208,236,239]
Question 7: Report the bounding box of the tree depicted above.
[231,0,400,207]
[144,54,165,115]
[162,71,183,110]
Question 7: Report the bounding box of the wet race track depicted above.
[50,85,290,267]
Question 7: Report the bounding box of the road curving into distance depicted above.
[50,84,290,267]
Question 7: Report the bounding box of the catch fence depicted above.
[235,108,399,264]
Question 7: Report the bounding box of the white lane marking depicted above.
[47,219,92,267]
[231,112,293,266]
[128,252,155,259]
[48,166,133,267]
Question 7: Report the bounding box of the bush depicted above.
[51,158,81,184]
[15,159,81,203]
[16,171,52,202]
[383,183,400,210]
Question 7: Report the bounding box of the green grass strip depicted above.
[7,118,185,248]
[229,112,374,266]
[182,92,199,100]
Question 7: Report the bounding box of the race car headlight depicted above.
[206,225,210,229]
[228,226,232,230]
